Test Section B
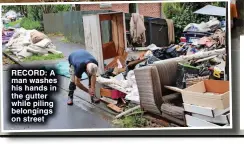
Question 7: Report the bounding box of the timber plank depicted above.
[107,103,123,113]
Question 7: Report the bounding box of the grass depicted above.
[61,37,71,43]
[8,19,22,27]
[3,50,12,55]
[23,53,64,62]
[47,32,64,37]
[112,109,148,128]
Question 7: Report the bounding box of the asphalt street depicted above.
[2,69,113,130]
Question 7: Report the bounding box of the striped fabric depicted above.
[134,65,162,115]
[134,59,186,126]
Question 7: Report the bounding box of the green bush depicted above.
[20,17,41,31]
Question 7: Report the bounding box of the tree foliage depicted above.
[20,17,42,31]
[2,5,71,21]
[2,5,28,17]
[163,2,226,43]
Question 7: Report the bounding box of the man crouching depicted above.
[67,49,100,105]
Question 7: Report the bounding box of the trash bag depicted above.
[152,48,167,60]
[167,47,179,58]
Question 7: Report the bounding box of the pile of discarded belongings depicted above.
[4,28,62,59]
[122,28,225,67]
[166,79,230,127]
[2,27,15,44]
[172,51,229,127]
[182,17,226,46]
[96,37,226,114]
[133,47,228,127]
[96,54,142,113]
[145,30,226,62]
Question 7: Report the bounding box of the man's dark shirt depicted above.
[68,49,98,78]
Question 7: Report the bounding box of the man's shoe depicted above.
[67,97,73,105]
[91,95,100,103]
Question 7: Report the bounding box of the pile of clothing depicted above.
[5,28,62,59]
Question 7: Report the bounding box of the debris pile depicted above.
[4,28,62,59]
[96,18,226,118]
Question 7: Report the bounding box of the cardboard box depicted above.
[183,103,230,117]
[165,80,229,109]
[185,115,228,127]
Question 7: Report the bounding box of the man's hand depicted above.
[89,88,95,96]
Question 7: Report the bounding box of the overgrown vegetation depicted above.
[23,53,64,62]
[163,2,226,43]
[112,108,163,128]
[27,5,71,22]
[47,32,64,37]
[61,37,71,43]
[3,50,12,55]
[112,109,147,128]
[20,18,42,31]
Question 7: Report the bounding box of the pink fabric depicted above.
[198,37,215,47]
[111,90,126,99]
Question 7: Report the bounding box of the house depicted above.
[80,3,164,18]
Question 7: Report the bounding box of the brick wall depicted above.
[80,4,129,13]
[80,3,162,18]
[138,3,161,18]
